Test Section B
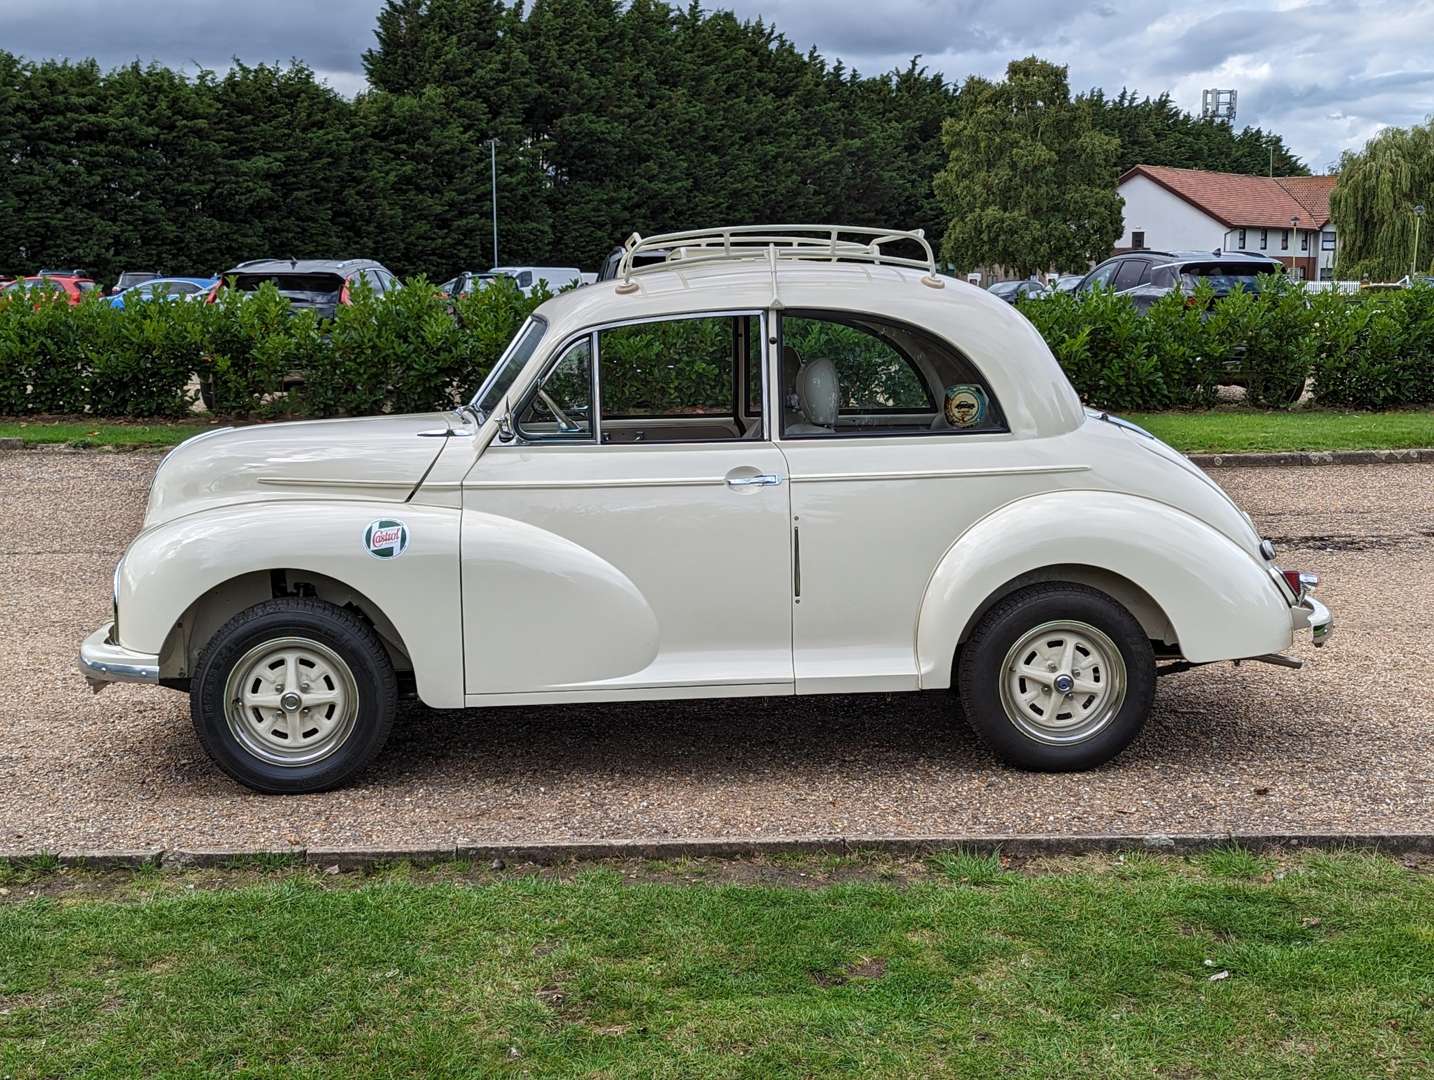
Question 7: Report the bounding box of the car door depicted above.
[774,309,1033,694]
[460,309,794,701]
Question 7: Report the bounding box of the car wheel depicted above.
[957,583,1156,771]
[190,598,397,794]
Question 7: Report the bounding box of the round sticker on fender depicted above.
[364,519,409,559]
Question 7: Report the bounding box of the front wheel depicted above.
[190,598,397,793]
[957,583,1156,771]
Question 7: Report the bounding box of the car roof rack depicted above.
[613,225,945,295]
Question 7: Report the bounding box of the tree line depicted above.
[0,0,1307,285]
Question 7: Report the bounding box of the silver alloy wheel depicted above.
[223,636,360,767]
[998,620,1128,745]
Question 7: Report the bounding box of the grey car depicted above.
[1077,249,1283,313]
[216,258,401,321]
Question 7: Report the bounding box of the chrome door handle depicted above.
[726,473,783,487]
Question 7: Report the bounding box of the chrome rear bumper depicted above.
[1299,596,1333,647]
[79,623,159,691]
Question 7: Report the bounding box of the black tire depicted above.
[190,598,397,794]
[956,583,1156,771]
[198,375,217,413]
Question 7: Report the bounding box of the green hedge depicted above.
[1020,278,1434,411]
[0,277,545,419]
[3,275,1432,419]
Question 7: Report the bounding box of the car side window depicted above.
[516,337,594,441]
[1150,266,1176,288]
[779,311,1005,438]
[360,269,386,295]
[517,271,534,289]
[1082,262,1118,291]
[1113,259,1146,290]
[597,313,761,443]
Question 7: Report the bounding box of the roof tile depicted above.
[1120,165,1336,229]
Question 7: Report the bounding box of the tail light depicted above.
[1281,569,1318,600]
[340,280,351,305]
[204,281,221,304]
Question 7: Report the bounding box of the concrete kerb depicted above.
[1189,447,1434,468]
[3,832,1430,874]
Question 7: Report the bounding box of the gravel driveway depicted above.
[2,448,1431,852]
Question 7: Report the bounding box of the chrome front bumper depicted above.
[79,623,159,691]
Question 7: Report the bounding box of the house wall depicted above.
[1116,174,1226,251]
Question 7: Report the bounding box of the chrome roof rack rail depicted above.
[613,224,945,293]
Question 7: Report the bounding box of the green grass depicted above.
[1122,409,1434,453]
[4,409,1434,453]
[0,419,212,447]
[2,852,1430,1077]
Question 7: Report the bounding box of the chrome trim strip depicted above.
[257,476,414,489]
[791,464,1090,483]
[1304,596,1333,646]
[465,476,727,491]
[79,623,159,688]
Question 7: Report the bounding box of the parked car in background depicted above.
[110,276,219,310]
[110,270,161,296]
[1077,250,1283,312]
[598,244,676,281]
[488,265,584,295]
[987,279,1050,304]
[1,273,99,306]
[211,258,400,319]
[438,271,499,299]
[81,223,1331,793]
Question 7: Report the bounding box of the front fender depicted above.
[916,490,1293,686]
[117,500,463,707]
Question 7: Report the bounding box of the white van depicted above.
[488,266,584,295]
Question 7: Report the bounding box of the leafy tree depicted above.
[934,58,1123,275]
[1329,118,1434,281]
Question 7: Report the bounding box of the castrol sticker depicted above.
[364,519,409,560]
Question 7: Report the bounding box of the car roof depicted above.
[222,259,387,275]
[1113,249,1281,264]
[523,257,1084,440]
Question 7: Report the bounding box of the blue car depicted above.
[110,276,218,310]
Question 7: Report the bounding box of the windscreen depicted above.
[1178,262,1279,294]
[473,316,547,420]
[231,272,345,304]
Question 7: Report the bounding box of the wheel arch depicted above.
[160,569,413,689]
[915,490,1294,689]
[946,564,1173,684]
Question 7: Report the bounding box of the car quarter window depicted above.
[516,336,594,441]
[779,311,1005,438]
[596,313,763,444]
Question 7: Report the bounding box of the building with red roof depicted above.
[1116,165,1339,281]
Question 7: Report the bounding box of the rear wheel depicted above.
[190,598,397,794]
[957,583,1155,771]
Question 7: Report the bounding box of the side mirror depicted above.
[497,413,516,444]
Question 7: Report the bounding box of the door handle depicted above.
[726,473,783,487]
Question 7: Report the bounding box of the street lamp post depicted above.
[1413,204,1425,279]
[489,139,500,269]
[1290,216,1300,278]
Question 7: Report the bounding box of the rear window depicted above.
[231,273,344,299]
[1178,262,1280,293]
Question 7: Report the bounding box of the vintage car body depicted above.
[81,225,1331,793]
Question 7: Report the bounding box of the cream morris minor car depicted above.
[80,226,1332,794]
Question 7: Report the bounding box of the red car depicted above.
[1,274,99,306]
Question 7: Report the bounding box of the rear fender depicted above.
[916,491,1293,687]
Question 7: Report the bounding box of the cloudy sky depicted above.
[3,0,1430,170]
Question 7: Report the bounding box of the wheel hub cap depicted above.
[998,620,1128,745]
[223,636,360,767]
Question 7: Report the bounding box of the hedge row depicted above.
[2,275,1432,418]
[1020,277,1434,410]
[0,278,545,419]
